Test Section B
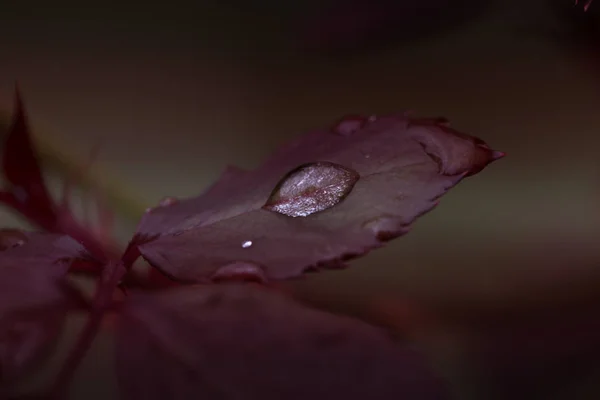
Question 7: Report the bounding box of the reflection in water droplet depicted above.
[331,115,367,136]
[211,261,266,283]
[263,162,359,217]
[241,240,253,248]
[159,196,178,207]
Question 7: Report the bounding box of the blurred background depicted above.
[1,0,600,398]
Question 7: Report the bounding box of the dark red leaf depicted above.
[115,284,450,400]
[0,231,94,271]
[0,231,90,388]
[575,0,594,12]
[1,90,55,218]
[133,114,502,283]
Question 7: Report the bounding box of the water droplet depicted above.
[211,261,266,283]
[241,240,253,248]
[159,196,178,207]
[362,216,406,242]
[331,115,367,136]
[367,115,377,122]
[263,161,359,217]
[144,207,153,213]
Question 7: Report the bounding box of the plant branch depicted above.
[49,261,126,398]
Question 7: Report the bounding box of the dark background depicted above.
[1,0,599,399]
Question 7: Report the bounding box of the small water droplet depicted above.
[331,115,367,136]
[159,196,178,207]
[211,261,266,283]
[241,240,253,248]
[367,115,377,122]
[263,161,359,217]
[362,216,406,242]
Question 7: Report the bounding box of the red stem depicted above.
[49,261,126,398]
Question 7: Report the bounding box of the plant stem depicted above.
[49,261,126,398]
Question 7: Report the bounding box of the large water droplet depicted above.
[211,261,266,283]
[263,162,359,217]
[241,240,253,249]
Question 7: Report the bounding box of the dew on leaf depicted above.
[241,240,253,249]
[362,216,408,242]
[135,112,503,283]
[211,261,266,283]
[263,161,360,217]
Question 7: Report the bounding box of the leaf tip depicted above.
[490,150,506,161]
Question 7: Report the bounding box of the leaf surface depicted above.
[116,283,449,400]
[0,231,87,388]
[133,114,503,282]
[0,91,57,231]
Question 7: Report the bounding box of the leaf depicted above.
[1,90,56,222]
[0,230,94,272]
[132,114,503,282]
[0,231,89,388]
[575,0,594,12]
[116,284,450,400]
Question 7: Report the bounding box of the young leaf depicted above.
[116,283,450,400]
[133,114,503,282]
[0,231,90,388]
[0,91,56,230]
